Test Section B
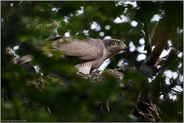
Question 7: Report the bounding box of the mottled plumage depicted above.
[50,36,127,74]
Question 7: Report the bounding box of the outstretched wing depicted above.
[51,37,104,61]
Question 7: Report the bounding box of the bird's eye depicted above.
[114,41,119,45]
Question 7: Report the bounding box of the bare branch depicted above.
[142,23,152,56]
[144,20,173,67]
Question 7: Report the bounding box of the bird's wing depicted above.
[51,38,104,61]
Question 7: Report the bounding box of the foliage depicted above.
[2,1,183,122]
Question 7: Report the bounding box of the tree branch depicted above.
[141,22,152,56]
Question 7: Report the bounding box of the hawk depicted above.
[49,36,127,74]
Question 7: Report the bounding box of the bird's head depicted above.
[103,39,127,57]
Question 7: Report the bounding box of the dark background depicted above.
[2,1,183,122]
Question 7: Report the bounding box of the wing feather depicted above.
[51,37,104,61]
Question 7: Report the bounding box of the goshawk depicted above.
[49,36,127,74]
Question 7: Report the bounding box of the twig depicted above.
[46,106,52,115]
[141,22,152,56]
[152,48,177,100]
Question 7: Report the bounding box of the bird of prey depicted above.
[49,36,127,74]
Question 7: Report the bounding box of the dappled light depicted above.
[2,1,183,122]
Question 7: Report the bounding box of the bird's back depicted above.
[51,37,105,61]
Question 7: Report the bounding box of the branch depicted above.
[144,20,173,67]
[152,48,177,100]
[140,19,174,77]
[141,22,152,56]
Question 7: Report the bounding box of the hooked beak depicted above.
[121,43,127,51]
